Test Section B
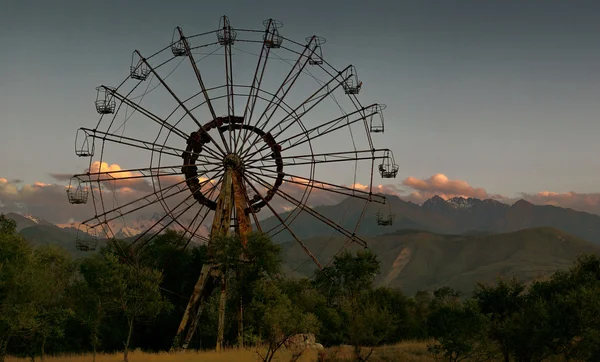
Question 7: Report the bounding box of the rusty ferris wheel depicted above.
[67,16,399,350]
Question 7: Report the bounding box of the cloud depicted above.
[519,191,600,215]
[7,166,600,233]
[52,161,157,193]
[2,160,194,225]
[398,173,600,216]
[398,173,505,204]
[0,178,90,223]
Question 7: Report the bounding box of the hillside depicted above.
[18,224,91,257]
[280,227,600,296]
[4,212,54,231]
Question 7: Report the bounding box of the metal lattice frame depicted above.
[68,15,398,348]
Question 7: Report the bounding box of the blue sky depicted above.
[1,0,600,221]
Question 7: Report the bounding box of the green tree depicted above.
[0,227,39,362]
[343,299,396,362]
[250,279,319,362]
[427,288,491,362]
[473,277,526,362]
[70,252,125,361]
[0,215,16,235]
[113,259,172,362]
[72,247,171,362]
[208,233,283,348]
[313,249,380,306]
[311,249,398,353]
[133,230,208,351]
[28,245,77,360]
[525,254,600,360]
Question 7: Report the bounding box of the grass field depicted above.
[5,341,434,361]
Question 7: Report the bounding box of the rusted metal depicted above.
[216,272,227,352]
[232,170,252,246]
[172,169,234,351]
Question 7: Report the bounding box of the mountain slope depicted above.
[4,212,54,231]
[19,224,90,257]
[280,227,600,296]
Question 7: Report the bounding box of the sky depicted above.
[2,0,600,223]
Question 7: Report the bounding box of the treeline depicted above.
[2,214,600,361]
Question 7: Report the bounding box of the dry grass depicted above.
[320,340,434,361]
[5,348,318,362]
[5,341,433,362]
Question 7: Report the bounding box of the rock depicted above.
[283,333,318,351]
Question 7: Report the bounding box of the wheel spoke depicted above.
[177,205,212,250]
[234,24,273,153]
[176,28,233,156]
[243,174,322,269]
[240,65,352,160]
[246,172,368,248]
[177,174,223,250]
[104,87,189,140]
[280,104,379,151]
[81,127,221,163]
[243,103,379,163]
[267,65,351,137]
[127,192,199,253]
[218,17,236,151]
[245,149,390,169]
[246,169,385,204]
[83,172,219,228]
[237,36,318,155]
[75,163,221,183]
[134,49,228,156]
[129,177,223,253]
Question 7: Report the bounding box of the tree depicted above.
[0,215,16,235]
[27,245,77,361]
[70,252,125,361]
[524,254,600,360]
[473,277,526,362]
[343,299,396,362]
[0,229,39,362]
[250,280,319,362]
[209,232,283,348]
[133,230,208,352]
[313,249,380,306]
[72,248,171,362]
[112,259,172,362]
[427,288,491,362]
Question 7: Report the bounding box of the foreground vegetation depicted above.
[3,341,435,361]
[2,214,600,361]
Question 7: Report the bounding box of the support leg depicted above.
[172,263,215,351]
[216,272,227,352]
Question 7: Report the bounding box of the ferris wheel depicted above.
[67,16,398,349]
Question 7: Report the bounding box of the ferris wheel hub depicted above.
[223,153,244,171]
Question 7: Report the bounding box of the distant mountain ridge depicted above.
[6,193,600,250]
[259,195,600,244]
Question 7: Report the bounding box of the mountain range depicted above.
[4,195,600,295]
[260,195,600,244]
